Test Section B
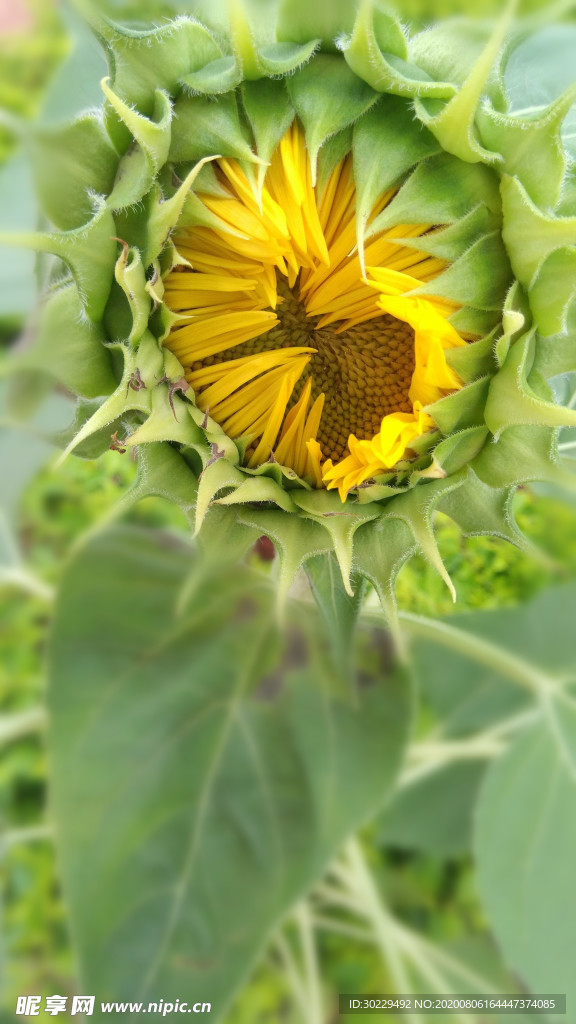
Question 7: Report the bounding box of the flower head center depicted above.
[200,274,416,462]
[279,280,416,462]
[164,123,466,497]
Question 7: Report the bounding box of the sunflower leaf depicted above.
[48,524,411,1018]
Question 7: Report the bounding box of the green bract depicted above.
[4,0,576,618]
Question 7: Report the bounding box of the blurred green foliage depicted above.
[398,492,576,616]
[2,445,576,1015]
[0,0,67,164]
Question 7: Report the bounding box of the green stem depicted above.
[395,925,497,994]
[318,839,500,1023]
[341,839,425,1024]
[273,932,312,1020]
[294,903,324,1024]
[402,737,504,784]
[0,707,46,745]
[1,567,54,602]
[311,914,374,944]
[1,824,53,850]
[397,611,555,697]
[401,708,538,787]
[273,918,324,1024]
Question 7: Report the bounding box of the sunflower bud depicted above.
[8,0,576,610]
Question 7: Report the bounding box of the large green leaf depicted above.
[48,526,410,1021]
[418,584,576,1002]
[475,697,576,1003]
[407,620,527,737]
[378,760,485,858]
[305,552,366,682]
[406,584,576,736]
[384,585,576,863]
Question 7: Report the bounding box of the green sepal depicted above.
[196,503,261,571]
[368,154,500,244]
[102,279,134,344]
[532,328,576,380]
[344,0,410,62]
[530,247,576,338]
[8,283,116,399]
[287,54,379,183]
[500,174,576,334]
[112,440,200,529]
[51,398,124,461]
[352,516,417,640]
[176,190,236,238]
[355,478,405,504]
[178,161,230,199]
[242,458,312,491]
[291,489,381,596]
[437,468,532,553]
[241,79,295,195]
[412,10,513,164]
[414,232,511,312]
[478,85,576,210]
[180,57,242,96]
[194,455,247,534]
[124,391,204,449]
[169,91,259,165]
[228,0,278,79]
[238,508,334,612]
[102,81,172,209]
[216,476,298,514]
[30,114,118,231]
[256,41,320,76]
[305,552,366,682]
[409,211,499,267]
[501,174,576,284]
[428,377,491,433]
[55,332,164,462]
[409,18,494,88]
[430,427,489,476]
[316,128,354,196]
[276,0,357,51]
[448,307,501,338]
[113,243,151,347]
[145,158,217,267]
[472,423,576,492]
[494,281,529,367]
[445,333,496,383]
[386,474,469,601]
[485,331,576,438]
[341,0,456,100]
[188,404,240,466]
[557,163,576,218]
[403,432,441,459]
[225,0,320,81]
[0,198,116,322]
[93,14,222,115]
[352,96,439,264]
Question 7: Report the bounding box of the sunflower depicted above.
[6,0,576,606]
[164,123,466,499]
